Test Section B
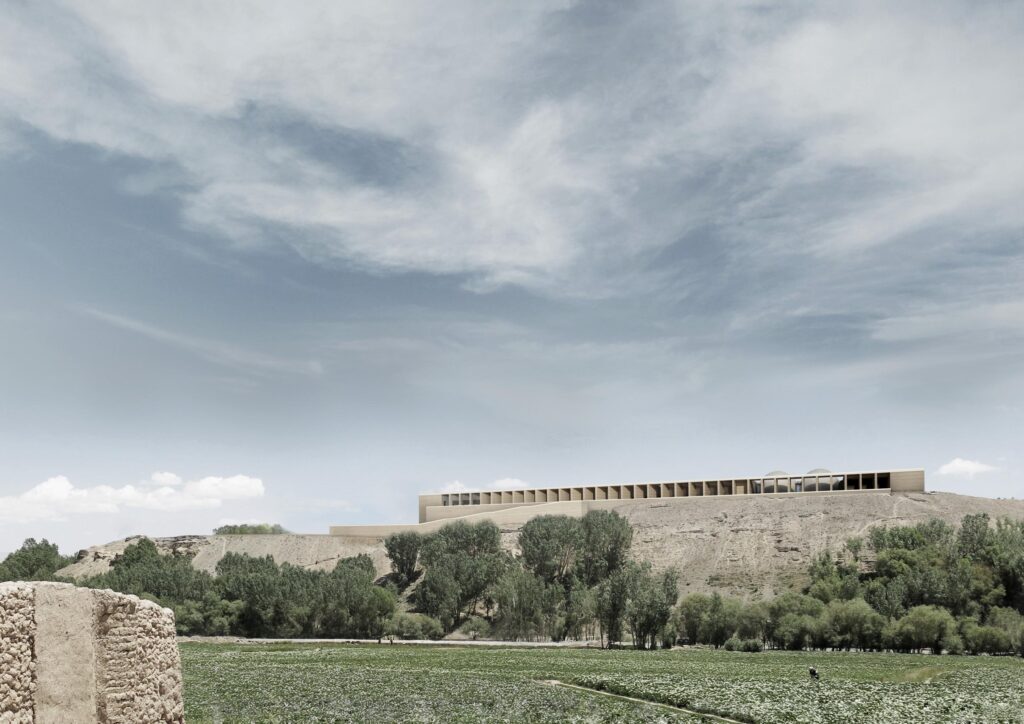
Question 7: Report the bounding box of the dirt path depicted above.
[540,679,747,723]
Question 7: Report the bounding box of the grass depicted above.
[180,642,1024,723]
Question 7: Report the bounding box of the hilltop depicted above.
[57,491,1024,596]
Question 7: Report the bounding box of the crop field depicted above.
[180,642,1024,723]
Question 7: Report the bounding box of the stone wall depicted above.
[0,582,35,723]
[0,582,184,724]
[93,590,183,723]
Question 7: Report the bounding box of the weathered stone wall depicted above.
[93,590,183,723]
[0,583,184,724]
[0,582,35,724]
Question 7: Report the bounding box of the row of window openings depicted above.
[440,474,892,506]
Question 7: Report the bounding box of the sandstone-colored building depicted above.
[330,467,925,537]
[0,581,184,724]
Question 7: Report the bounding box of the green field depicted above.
[181,642,1024,723]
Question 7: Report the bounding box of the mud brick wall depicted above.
[93,590,183,723]
[0,582,35,724]
[0,582,184,723]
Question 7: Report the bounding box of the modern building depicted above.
[329,468,925,538]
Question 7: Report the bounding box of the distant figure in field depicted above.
[809,666,820,681]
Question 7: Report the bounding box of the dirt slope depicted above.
[616,491,1024,597]
[57,492,1024,596]
[58,534,390,580]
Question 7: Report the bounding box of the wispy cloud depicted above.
[1,1,1020,302]
[80,307,322,377]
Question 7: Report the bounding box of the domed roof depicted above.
[764,470,789,478]
[806,468,832,475]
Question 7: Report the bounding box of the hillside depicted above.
[59,534,390,581]
[57,491,1024,596]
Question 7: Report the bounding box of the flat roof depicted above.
[421,468,922,497]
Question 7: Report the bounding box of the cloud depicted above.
[439,481,471,494]
[1,1,1020,301]
[488,478,529,490]
[937,458,998,478]
[0,472,265,522]
[149,471,183,487]
[437,477,531,494]
[80,307,323,377]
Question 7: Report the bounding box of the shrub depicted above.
[962,622,1012,655]
[723,636,742,651]
[388,612,445,640]
[741,638,764,652]
[461,616,492,640]
[213,523,288,535]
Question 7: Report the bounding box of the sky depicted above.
[1,0,1022,556]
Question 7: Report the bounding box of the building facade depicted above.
[329,468,925,538]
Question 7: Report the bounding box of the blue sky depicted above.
[1,1,1022,554]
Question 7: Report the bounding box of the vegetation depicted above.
[412,520,508,630]
[0,538,73,581]
[4,510,1024,656]
[383,511,651,644]
[670,514,1024,656]
[383,530,422,588]
[213,523,288,535]
[180,641,1024,723]
[74,538,397,639]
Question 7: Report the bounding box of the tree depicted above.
[888,605,959,654]
[579,511,633,586]
[384,531,422,587]
[987,607,1024,656]
[774,613,819,651]
[413,565,462,631]
[961,620,1011,655]
[825,598,885,650]
[957,514,992,560]
[990,519,1024,609]
[677,593,711,644]
[596,564,633,647]
[518,516,583,586]
[736,601,770,643]
[491,566,555,641]
[415,521,508,629]
[624,564,679,649]
[562,580,597,641]
[700,593,742,648]
[0,538,74,581]
[173,594,244,636]
[92,538,215,606]
[767,593,824,649]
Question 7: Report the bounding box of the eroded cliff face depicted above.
[56,492,1024,597]
[0,582,184,724]
[617,491,1024,597]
